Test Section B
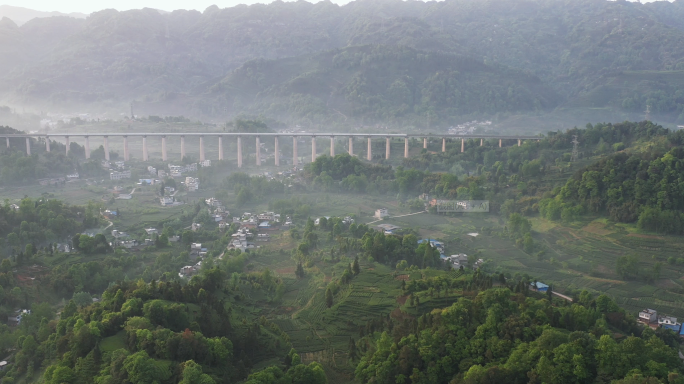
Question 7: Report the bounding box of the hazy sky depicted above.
[0,0,666,14]
[4,0,348,14]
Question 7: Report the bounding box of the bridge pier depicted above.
[311,136,316,162]
[367,137,372,161]
[237,136,243,168]
[461,138,465,153]
[442,138,446,152]
[274,136,279,166]
[5,137,8,149]
[518,139,521,147]
[349,137,354,156]
[123,136,128,161]
[480,138,483,146]
[199,136,205,162]
[293,136,298,166]
[218,137,223,161]
[180,136,185,160]
[104,136,110,161]
[404,138,409,158]
[26,137,31,155]
[499,139,502,148]
[142,136,148,161]
[256,136,261,166]
[162,136,167,161]
[45,137,50,152]
[424,138,427,149]
[65,136,69,155]
[330,136,335,157]
[386,137,391,159]
[85,136,90,159]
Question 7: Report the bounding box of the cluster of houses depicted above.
[179,242,209,278]
[415,238,485,270]
[7,309,30,326]
[110,228,179,249]
[204,198,231,228]
[233,211,282,231]
[441,253,484,270]
[179,261,202,279]
[638,309,684,336]
[447,120,492,135]
[185,177,199,191]
[168,163,198,177]
[228,227,256,252]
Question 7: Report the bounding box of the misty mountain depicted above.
[2,0,684,125]
[0,5,86,25]
[208,45,559,126]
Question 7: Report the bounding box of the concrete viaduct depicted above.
[1,133,541,167]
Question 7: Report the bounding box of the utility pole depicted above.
[571,135,579,162]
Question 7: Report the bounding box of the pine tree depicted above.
[352,256,360,275]
[348,337,358,362]
[325,287,333,308]
[295,262,305,279]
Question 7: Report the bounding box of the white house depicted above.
[160,196,174,206]
[375,208,389,219]
[110,170,131,180]
[145,228,158,235]
[639,309,658,323]
[659,316,679,326]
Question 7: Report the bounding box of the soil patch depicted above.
[395,275,410,281]
[627,233,664,240]
[396,296,408,305]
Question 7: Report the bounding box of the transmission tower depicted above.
[645,104,651,121]
[571,135,579,162]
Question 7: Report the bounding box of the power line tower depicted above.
[571,135,579,162]
[645,104,651,121]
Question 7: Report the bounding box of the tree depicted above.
[325,287,333,308]
[62,299,77,319]
[295,262,305,279]
[179,360,215,384]
[352,257,360,275]
[72,292,92,307]
[616,254,639,279]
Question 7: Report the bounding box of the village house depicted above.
[191,222,202,231]
[185,176,199,191]
[144,228,158,235]
[257,233,270,242]
[8,309,30,326]
[160,196,174,206]
[315,216,331,225]
[639,309,658,324]
[530,282,549,292]
[110,170,131,180]
[374,208,389,219]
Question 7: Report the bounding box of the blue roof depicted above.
[418,239,443,246]
[679,326,684,335]
[531,282,549,289]
[663,324,680,332]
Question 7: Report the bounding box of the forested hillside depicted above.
[214,45,558,126]
[5,0,684,124]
